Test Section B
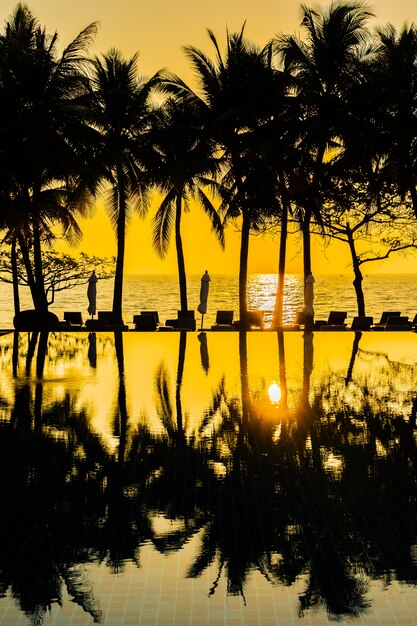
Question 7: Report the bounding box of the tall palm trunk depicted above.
[32,222,49,323]
[239,212,251,328]
[175,331,187,435]
[239,330,250,431]
[112,168,126,325]
[11,236,20,316]
[175,194,188,312]
[273,180,289,327]
[17,234,37,303]
[114,332,128,464]
[302,146,325,286]
[18,226,49,324]
[302,207,312,284]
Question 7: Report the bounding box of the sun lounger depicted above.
[295,311,305,325]
[87,311,128,330]
[132,313,158,331]
[315,311,347,330]
[85,319,108,330]
[63,311,83,329]
[211,310,234,330]
[141,310,160,324]
[384,316,411,331]
[234,310,264,330]
[350,316,373,331]
[372,311,401,331]
[165,310,196,331]
[175,318,196,331]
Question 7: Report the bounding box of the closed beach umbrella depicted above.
[88,332,97,368]
[197,270,211,329]
[303,272,315,316]
[198,331,210,373]
[303,331,314,377]
[87,270,98,318]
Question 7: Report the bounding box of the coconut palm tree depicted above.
[87,49,161,324]
[173,26,281,327]
[371,23,417,217]
[150,96,224,312]
[0,4,98,327]
[88,49,159,323]
[273,1,374,282]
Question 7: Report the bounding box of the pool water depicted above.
[0,330,417,625]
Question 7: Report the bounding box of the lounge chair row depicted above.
[295,310,417,331]
[53,309,417,332]
[133,309,264,331]
[56,309,264,331]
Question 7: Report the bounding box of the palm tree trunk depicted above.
[302,208,312,283]
[239,212,250,328]
[114,332,128,464]
[175,195,188,312]
[175,331,187,434]
[11,236,20,316]
[272,194,289,327]
[277,331,288,410]
[32,222,49,325]
[239,330,250,430]
[346,226,366,316]
[112,170,126,325]
[17,234,37,305]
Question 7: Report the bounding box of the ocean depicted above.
[1,272,417,329]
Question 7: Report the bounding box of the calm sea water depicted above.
[1,272,417,329]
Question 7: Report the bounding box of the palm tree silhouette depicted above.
[150,96,224,312]
[88,49,161,324]
[372,23,417,217]
[0,4,98,325]
[273,2,374,281]
[174,26,279,327]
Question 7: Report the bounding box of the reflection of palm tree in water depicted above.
[3,331,417,620]
[113,331,128,464]
[154,331,187,440]
[187,331,285,600]
[0,402,105,624]
[150,331,213,553]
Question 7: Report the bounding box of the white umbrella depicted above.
[303,272,315,316]
[197,270,211,329]
[87,270,98,318]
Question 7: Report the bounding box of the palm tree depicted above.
[175,26,280,327]
[88,49,161,324]
[273,1,374,282]
[372,23,417,217]
[0,3,98,327]
[150,96,224,312]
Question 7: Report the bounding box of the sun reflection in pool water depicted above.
[268,381,282,404]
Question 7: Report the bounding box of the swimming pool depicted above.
[0,330,416,625]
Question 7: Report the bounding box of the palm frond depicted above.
[152,189,177,257]
[196,188,225,249]
[103,185,120,232]
[60,22,98,67]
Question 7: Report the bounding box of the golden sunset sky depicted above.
[2,0,417,274]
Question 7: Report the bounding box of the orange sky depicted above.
[3,0,417,274]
